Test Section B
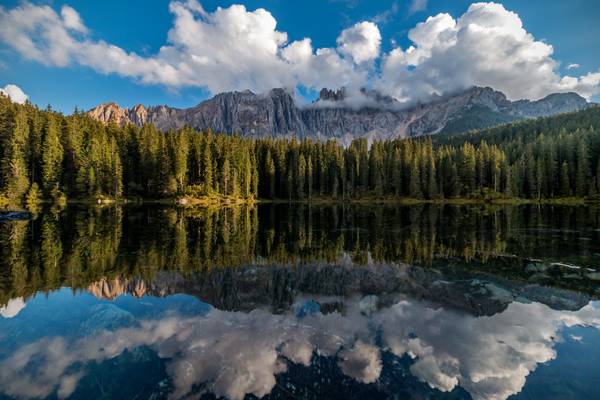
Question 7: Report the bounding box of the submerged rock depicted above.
[525,263,548,273]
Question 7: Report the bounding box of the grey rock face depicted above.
[88,87,589,141]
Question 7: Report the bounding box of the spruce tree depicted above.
[409,158,423,199]
[306,154,313,200]
[576,141,591,197]
[202,138,213,195]
[41,114,64,194]
[391,147,402,196]
[265,150,276,199]
[560,162,571,197]
[2,107,30,200]
[297,154,306,199]
[596,161,600,193]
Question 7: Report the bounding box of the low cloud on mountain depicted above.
[1,1,599,103]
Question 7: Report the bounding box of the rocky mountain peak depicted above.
[87,86,589,139]
[319,88,347,102]
[88,102,129,126]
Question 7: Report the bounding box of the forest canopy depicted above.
[1,93,600,205]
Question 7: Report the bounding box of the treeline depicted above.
[2,93,600,204]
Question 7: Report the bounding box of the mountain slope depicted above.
[88,87,589,141]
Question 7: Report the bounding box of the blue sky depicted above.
[1,0,599,112]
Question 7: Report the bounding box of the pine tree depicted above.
[391,147,402,196]
[306,154,313,200]
[560,161,571,197]
[426,145,438,199]
[222,157,231,196]
[409,158,423,198]
[173,132,189,194]
[596,161,600,193]
[460,143,476,195]
[265,149,276,199]
[536,156,546,199]
[297,154,306,199]
[202,138,213,195]
[112,145,123,198]
[41,114,64,194]
[576,141,591,197]
[243,154,252,198]
[2,107,30,200]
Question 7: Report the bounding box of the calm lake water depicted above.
[1,204,600,400]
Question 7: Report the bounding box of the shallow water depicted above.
[0,204,599,400]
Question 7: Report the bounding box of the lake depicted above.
[1,204,599,400]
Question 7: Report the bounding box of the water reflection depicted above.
[1,204,600,400]
[1,204,600,305]
[0,288,598,400]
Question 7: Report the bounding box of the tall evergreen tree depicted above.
[2,107,30,200]
[560,162,571,197]
[41,114,64,194]
[409,158,423,199]
[576,141,591,197]
[202,138,213,195]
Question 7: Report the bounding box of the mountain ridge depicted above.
[87,87,589,141]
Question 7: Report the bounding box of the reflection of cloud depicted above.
[0,297,26,318]
[0,297,599,400]
[377,301,600,400]
[338,340,382,383]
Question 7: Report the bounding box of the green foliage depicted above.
[1,101,600,202]
[25,182,42,213]
[1,106,30,201]
[440,105,519,134]
[41,114,63,193]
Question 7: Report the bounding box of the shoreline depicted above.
[2,195,599,211]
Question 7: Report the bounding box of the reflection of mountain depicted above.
[2,204,600,307]
[1,290,599,400]
[87,262,593,317]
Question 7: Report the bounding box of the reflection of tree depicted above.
[6,221,29,298]
[1,204,599,305]
[41,215,62,290]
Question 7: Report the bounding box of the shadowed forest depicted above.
[2,94,600,206]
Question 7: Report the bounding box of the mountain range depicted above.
[88,86,590,142]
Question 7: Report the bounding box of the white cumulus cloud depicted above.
[0,84,28,104]
[0,1,598,104]
[380,2,600,102]
[337,21,382,64]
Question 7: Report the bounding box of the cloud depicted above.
[567,63,580,70]
[0,297,27,318]
[380,2,600,102]
[338,340,382,383]
[60,5,87,33]
[371,1,400,25]
[409,0,428,15]
[377,300,600,400]
[337,21,382,64]
[0,1,598,103]
[1,293,599,400]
